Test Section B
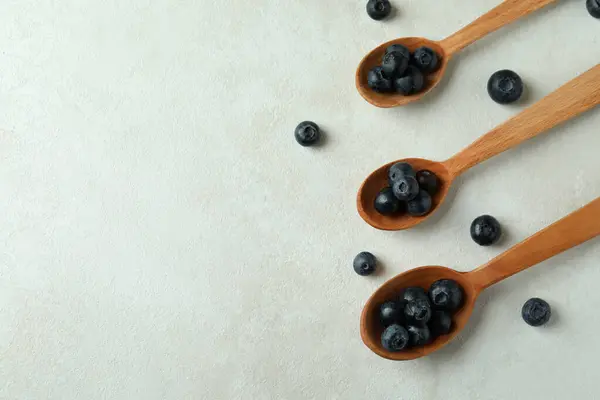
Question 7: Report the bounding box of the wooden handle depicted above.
[467,197,600,291]
[441,0,558,55]
[443,64,600,177]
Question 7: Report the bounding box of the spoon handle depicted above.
[441,0,558,55]
[443,64,600,177]
[467,197,600,291]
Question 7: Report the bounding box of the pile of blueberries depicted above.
[379,280,464,351]
[375,162,439,217]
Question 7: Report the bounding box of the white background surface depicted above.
[0,0,598,399]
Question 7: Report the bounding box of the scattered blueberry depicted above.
[416,170,439,196]
[381,324,410,351]
[382,51,409,78]
[385,44,411,60]
[522,298,551,327]
[429,279,464,312]
[379,300,406,327]
[394,66,425,95]
[412,47,439,73]
[353,251,377,276]
[470,215,502,246]
[367,66,394,93]
[366,0,392,20]
[404,297,432,325]
[374,187,403,215]
[294,121,321,147]
[400,286,428,303]
[392,176,420,201]
[428,310,452,337]
[407,324,431,346]
[406,190,432,217]
[388,162,416,184]
[487,70,523,104]
[587,0,600,18]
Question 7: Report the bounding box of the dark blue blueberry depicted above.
[385,44,411,60]
[294,121,320,147]
[428,310,452,337]
[416,170,439,196]
[381,324,410,351]
[399,286,428,303]
[470,215,502,246]
[487,70,523,104]
[522,298,551,327]
[388,162,415,184]
[366,0,392,20]
[406,190,432,217]
[407,324,431,346]
[587,0,600,18]
[367,66,393,93]
[353,251,377,276]
[412,47,440,73]
[429,279,464,312]
[379,300,406,327]
[404,297,432,325]
[392,176,419,201]
[374,187,404,215]
[382,51,409,78]
[394,66,424,95]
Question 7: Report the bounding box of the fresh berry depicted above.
[392,176,419,201]
[353,252,377,276]
[374,187,404,215]
[470,215,502,246]
[394,66,424,95]
[404,297,432,325]
[366,0,392,20]
[407,324,431,346]
[385,44,411,60]
[381,324,410,351]
[382,51,409,78]
[412,47,440,73]
[379,300,406,327]
[399,286,428,303]
[367,66,393,93]
[587,0,600,18]
[416,170,439,196]
[522,298,551,327]
[487,70,523,104]
[429,310,452,337]
[429,279,464,311]
[388,162,415,184]
[294,121,321,147]
[406,190,432,216]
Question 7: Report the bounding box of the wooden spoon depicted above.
[357,63,600,231]
[356,0,558,108]
[361,196,600,361]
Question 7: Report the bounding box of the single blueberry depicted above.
[294,121,321,147]
[366,0,392,20]
[406,190,432,217]
[385,44,411,60]
[388,162,416,184]
[404,297,432,325]
[416,170,439,196]
[487,70,524,104]
[392,176,420,201]
[381,324,410,351]
[374,187,404,215]
[399,286,428,303]
[587,0,600,18]
[367,66,394,93]
[429,279,464,312]
[394,66,425,95]
[412,47,440,73]
[470,215,502,246]
[379,300,406,327]
[407,324,431,346]
[522,298,551,327]
[428,310,452,337]
[353,251,377,276]
[382,51,409,78]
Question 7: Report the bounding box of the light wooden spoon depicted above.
[361,196,600,361]
[357,63,600,231]
[356,0,558,108]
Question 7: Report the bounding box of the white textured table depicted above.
[0,1,598,399]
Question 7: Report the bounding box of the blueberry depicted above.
[374,187,404,215]
[412,47,440,73]
[416,170,439,196]
[394,66,425,95]
[487,70,523,104]
[385,44,411,60]
[429,279,464,312]
[294,121,321,147]
[404,297,432,325]
[388,162,416,184]
[587,0,600,18]
[367,66,393,93]
[353,251,377,276]
[392,176,419,201]
[366,0,392,20]
[382,51,409,78]
[470,215,502,246]
[381,324,410,351]
[428,310,452,337]
[406,190,432,217]
[522,298,551,327]
[399,286,428,303]
[379,300,406,327]
[407,324,431,346]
